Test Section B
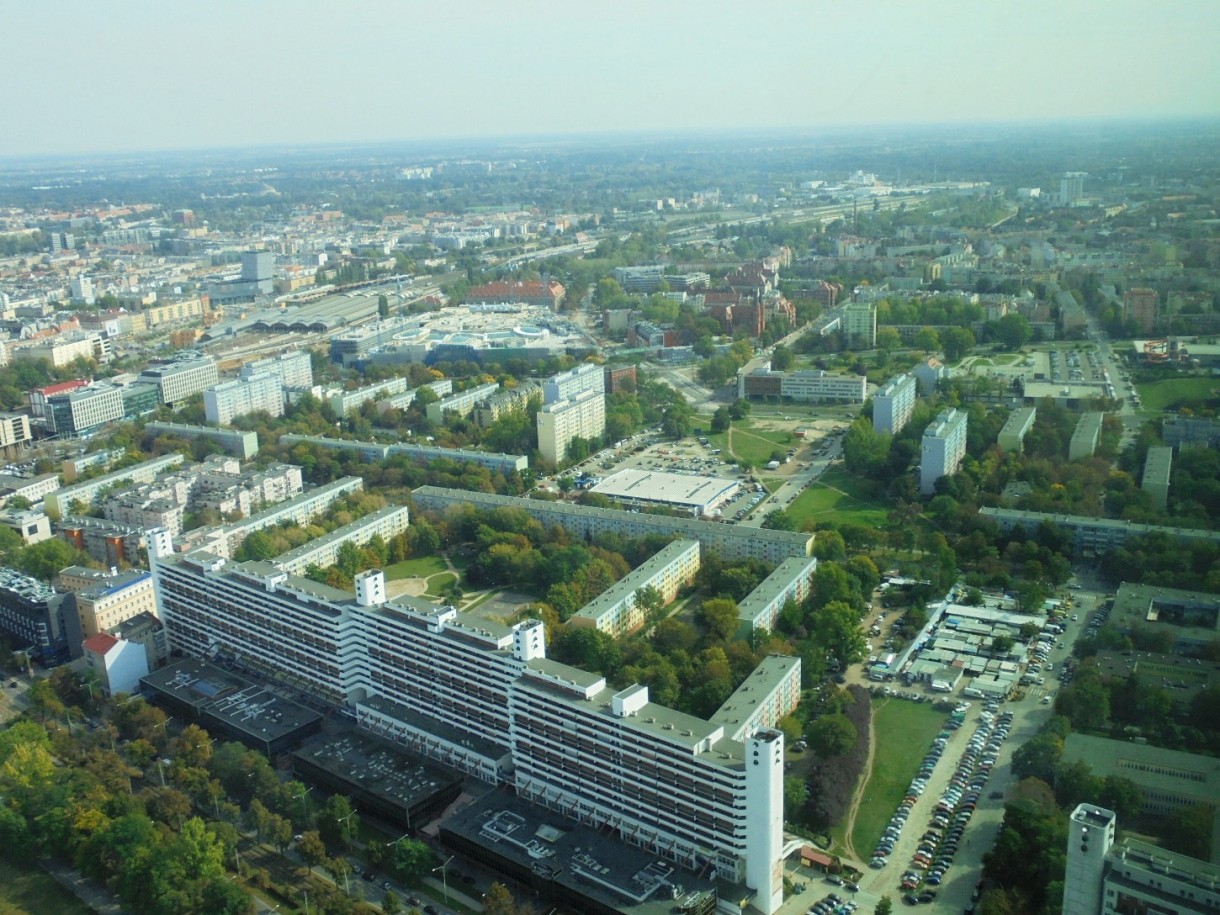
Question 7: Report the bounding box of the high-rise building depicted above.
[873,373,917,433]
[240,251,274,286]
[1062,803,1220,915]
[204,373,285,426]
[241,350,314,389]
[1124,288,1159,334]
[537,388,606,464]
[1059,172,1086,206]
[151,551,788,912]
[920,408,968,495]
[70,274,96,305]
[842,301,877,347]
[542,362,605,405]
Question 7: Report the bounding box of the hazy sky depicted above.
[6,0,1219,157]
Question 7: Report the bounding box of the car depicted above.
[918,890,938,903]
[869,857,888,869]
[362,871,375,881]
[383,881,393,890]
[903,894,919,906]
[826,875,843,885]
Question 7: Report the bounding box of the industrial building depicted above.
[588,468,739,517]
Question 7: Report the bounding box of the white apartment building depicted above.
[708,654,802,743]
[204,373,286,426]
[150,546,787,913]
[271,506,411,575]
[735,556,819,635]
[83,633,148,696]
[537,388,606,465]
[873,373,917,434]
[241,349,314,389]
[542,362,604,405]
[139,354,219,405]
[425,382,501,425]
[326,377,408,418]
[569,539,700,637]
[46,454,185,518]
[920,407,968,495]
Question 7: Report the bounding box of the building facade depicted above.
[842,301,877,347]
[997,406,1037,453]
[139,353,219,405]
[569,539,700,637]
[46,384,124,435]
[543,363,605,405]
[920,408,968,495]
[204,373,286,426]
[873,373,917,434]
[537,388,606,465]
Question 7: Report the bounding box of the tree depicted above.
[914,327,941,352]
[482,883,518,915]
[874,895,893,915]
[941,326,976,362]
[807,713,857,757]
[382,890,402,914]
[298,831,328,875]
[993,314,1032,350]
[696,598,740,644]
[1163,803,1213,860]
[15,538,83,581]
[784,777,808,819]
[634,584,666,626]
[393,837,433,884]
[771,345,794,371]
[812,600,868,668]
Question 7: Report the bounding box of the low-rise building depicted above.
[980,508,1220,556]
[1069,412,1104,461]
[997,406,1037,453]
[588,468,738,517]
[569,540,700,637]
[83,632,148,696]
[1141,446,1173,512]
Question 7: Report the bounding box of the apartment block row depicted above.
[374,378,454,415]
[280,434,528,475]
[204,372,286,426]
[270,505,411,575]
[326,376,409,418]
[735,555,819,636]
[144,422,259,459]
[46,453,185,518]
[411,486,814,564]
[150,551,786,913]
[425,381,501,425]
[708,654,802,743]
[569,539,700,637]
[183,476,364,558]
[979,507,1220,555]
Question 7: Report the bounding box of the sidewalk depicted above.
[41,858,128,914]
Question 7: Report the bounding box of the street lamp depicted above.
[338,810,357,849]
[156,757,171,787]
[432,855,454,905]
[300,888,309,915]
[292,786,312,826]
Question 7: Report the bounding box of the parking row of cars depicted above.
[869,710,959,868]
[806,891,858,915]
[898,706,1014,905]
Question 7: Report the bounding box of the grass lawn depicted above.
[383,556,447,580]
[0,860,94,915]
[850,698,949,856]
[424,571,458,597]
[785,468,889,528]
[1136,376,1220,412]
[711,420,799,466]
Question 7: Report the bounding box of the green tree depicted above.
[15,538,84,581]
[696,598,740,643]
[298,830,328,875]
[1163,803,1213,860]
[784,777,808,819]
[993,313,1032,350]
[771,345,794,371]
[393,837,433,884]
[482,883,517,915]
[812,600,868,668]
[941,326,975,362]
[874,895,893,915]
[807,713,857,757]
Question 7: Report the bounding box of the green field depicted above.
[785,468,889,528]
[383,556,448,580]
[424,571,458,597]
[0,861,94,915]
[711,421,799,466]
[1135,377,1220,412]
[851,698,949,857]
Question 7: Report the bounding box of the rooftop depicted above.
[590,469,737,511]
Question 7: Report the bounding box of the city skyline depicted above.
[6,0,1220,158]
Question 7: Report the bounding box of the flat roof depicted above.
[142,658,322,739]
[292,731,461,814]
[1109,582,1220,642]
[708,654,799,728]
[736,557,818,617]
[1143,446,1174,487]
[590,468,739,511]
[570,540,698,624]
[441,790,723,914]
[1063,733,1220,805]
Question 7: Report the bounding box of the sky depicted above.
[5,0,1220,158]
